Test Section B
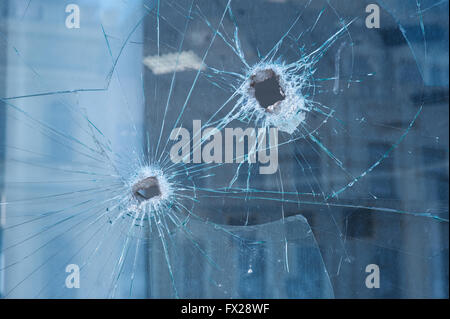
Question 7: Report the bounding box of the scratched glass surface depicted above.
[0,0,448,298]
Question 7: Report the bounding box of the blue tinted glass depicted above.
[0,0,448,298]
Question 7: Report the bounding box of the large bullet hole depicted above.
[250,69,285,111]
[132,176,161,203]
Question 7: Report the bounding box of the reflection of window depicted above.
[422,147,449,202]
[45,102,74,162]
[411,88,449,106]
[398,60,422,85]
[238,242,265,297]
[346,209,374,239]
[291,144,322,195]
[368,143,396,198]
[285,246,328,298]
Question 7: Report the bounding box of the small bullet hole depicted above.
[250,69,285,110]
[132,176,161,203]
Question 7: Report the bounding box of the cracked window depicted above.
[0,0,448,299]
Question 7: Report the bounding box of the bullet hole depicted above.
[132,176,161,203]
[249,69,285,112]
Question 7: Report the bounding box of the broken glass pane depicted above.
[0,0,448,298]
